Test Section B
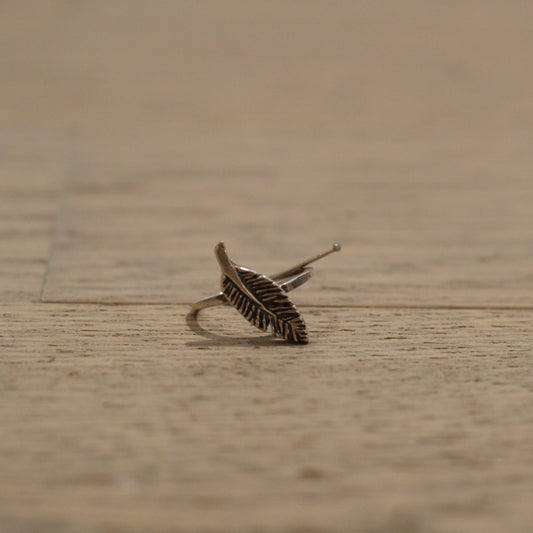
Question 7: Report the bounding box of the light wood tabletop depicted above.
[2,2,532,532]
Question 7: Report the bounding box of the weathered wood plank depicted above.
[1,304,532,532]
[3,3,533,533]
[41,140,533,307]
[3,0,531,308]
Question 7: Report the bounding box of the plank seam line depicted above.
[38,300,533,311]
[39,130,78,302]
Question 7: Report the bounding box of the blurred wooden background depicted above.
[1,2,533,532]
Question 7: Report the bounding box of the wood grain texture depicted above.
[40,139,533,307]
[2,2,533,532]
[3,0,532,307]
[1,304,533,533]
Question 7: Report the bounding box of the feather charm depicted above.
[215,242,308,343]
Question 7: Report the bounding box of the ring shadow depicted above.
[185,310,284,347]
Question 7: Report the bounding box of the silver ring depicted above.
[189,242,341,344]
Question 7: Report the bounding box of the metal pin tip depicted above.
[215,241,227,256]
[332,243,341,252]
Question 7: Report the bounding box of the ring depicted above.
[189,242,341,344]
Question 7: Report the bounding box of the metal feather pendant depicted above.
[215,242,308,343]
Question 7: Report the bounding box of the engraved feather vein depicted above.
[221,267,308,343]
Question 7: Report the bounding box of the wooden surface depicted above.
[2,2,533,532]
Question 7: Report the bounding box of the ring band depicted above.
[189,242,341,344]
